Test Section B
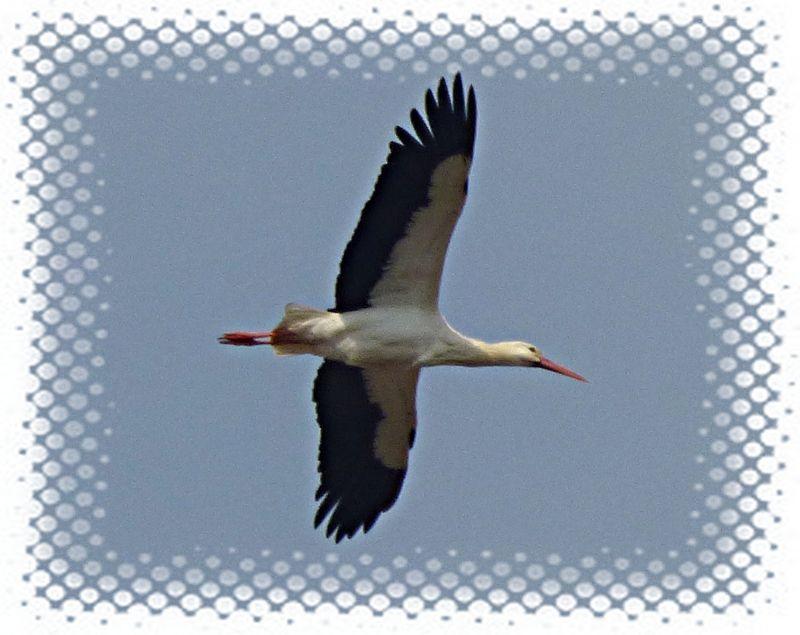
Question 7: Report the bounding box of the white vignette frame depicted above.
[0,0,798,633]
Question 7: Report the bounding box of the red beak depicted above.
[535,357,587,383]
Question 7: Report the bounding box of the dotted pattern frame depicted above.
[11,5,785,624]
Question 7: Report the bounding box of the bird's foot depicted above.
[218,330,274,346]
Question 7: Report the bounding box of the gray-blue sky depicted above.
[89,69,709,562]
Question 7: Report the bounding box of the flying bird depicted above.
[220,74,586,542]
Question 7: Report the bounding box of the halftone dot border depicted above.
[6,1,790,627]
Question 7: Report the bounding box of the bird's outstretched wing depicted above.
[312,359,419,542]
[334,73,477,312]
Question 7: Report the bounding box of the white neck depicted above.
[423,338,529,367]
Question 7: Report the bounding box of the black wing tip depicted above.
[313,480,395,543]
[394,125,418,149]
[409,107,433,145]
[402,73,476,156]
[314,474,405,543]
[425,87,436,106]
[314,494,379,543]
[397,74,474,140]
[436,76,452,111]
[373,73,478,158]
[443,72,473,113]
[467,84,476,118]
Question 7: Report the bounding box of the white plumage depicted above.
[220,74,585,542]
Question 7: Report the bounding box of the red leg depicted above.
[218,330,273,346]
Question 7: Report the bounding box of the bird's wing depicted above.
[312,359,420,542]
[334,73,477,312]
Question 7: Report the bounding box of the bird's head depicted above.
[499,341,587,382]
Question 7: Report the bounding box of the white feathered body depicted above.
[272,303,539,368]
[271,303,461,366]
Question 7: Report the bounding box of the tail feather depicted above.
[270,304,329,355]
[283,303,328,320]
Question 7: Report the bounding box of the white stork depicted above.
[220,74,586,542]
